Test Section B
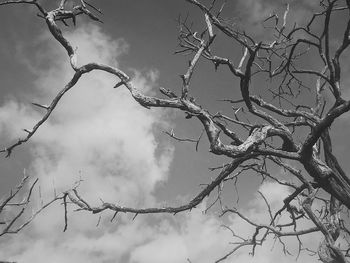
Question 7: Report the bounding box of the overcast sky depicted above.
[0,0,350,262]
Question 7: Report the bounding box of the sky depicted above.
[0,0,349,262]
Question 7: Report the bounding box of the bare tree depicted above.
[1,0,350,262]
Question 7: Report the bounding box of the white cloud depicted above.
[223,182,321,263]
[130,203,233,263]
[129,182,322,263]
[0,23,174,262]
[0,21,324,263]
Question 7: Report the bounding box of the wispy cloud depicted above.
[232,0,321,38]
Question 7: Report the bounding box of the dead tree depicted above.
[1,0,350,262]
